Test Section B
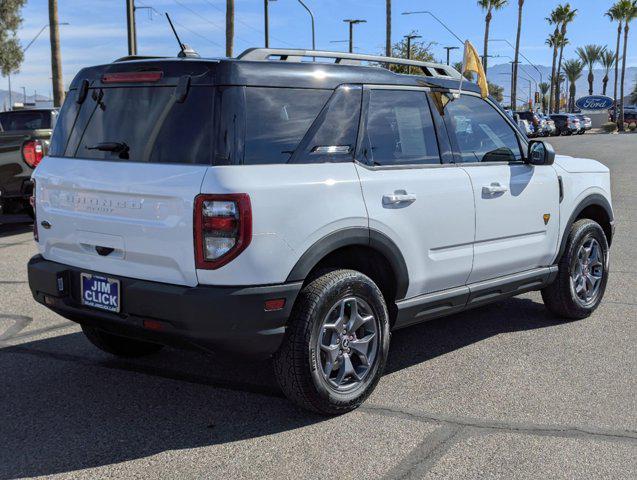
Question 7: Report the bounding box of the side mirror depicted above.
[527,140,555,166]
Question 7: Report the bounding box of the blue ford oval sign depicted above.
[575,95,614,111]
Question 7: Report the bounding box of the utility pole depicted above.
[49,0,64,108]
[226,0,234,57]
[343,19,366,54]
[8,74,12,111]
[443,46,459,65]
[404,34,421,74]
[22,87,27,103]
[264,0,270,48]
[126,0,137,55]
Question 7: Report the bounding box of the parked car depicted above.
[550,114,580,136]
[517,118,533,137]
[28,48,614,414]
[608,105,637,126]
[515,110,543,137]
[0,108,57,215]
[539,114,558,136]
[574,114,592,134]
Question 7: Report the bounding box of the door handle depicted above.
[382,192,417,205]
[482,183,508,195]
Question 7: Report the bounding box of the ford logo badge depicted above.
[575,95,614,111]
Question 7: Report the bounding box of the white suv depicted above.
[28,49,614,414]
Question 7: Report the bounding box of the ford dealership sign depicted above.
[575,95,614,111]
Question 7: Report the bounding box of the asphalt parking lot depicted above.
[0,134,635,479]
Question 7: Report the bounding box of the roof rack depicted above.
[237,48,461,79]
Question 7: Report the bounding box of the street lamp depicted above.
[402,11,463,46]
[404,34,422,74]
[343,19,366,54]
[264,0,277,48]
[443,46,459,65]
[297,0,316,51]
[5,21,69,111]
[489,38,543,84]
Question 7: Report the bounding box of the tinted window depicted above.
[50,86,213,164]
[244,87,331,165]
[361,90,440,166]
[0,111,51,131]
[291,86,362,164]
[443,95,522,163]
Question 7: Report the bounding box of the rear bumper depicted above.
[27,255,302,358]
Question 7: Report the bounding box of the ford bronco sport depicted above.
[27,49,614,414]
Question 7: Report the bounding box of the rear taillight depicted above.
[194,194,252,269]
[22,139,44,169]
[31,179,38,242]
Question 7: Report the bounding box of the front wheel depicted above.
[542,219,609,319]
[274,269,390,415]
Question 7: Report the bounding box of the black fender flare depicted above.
[286,227,409,300]
[558,193,614,259]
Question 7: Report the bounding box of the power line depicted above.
[201,0,295,47]
[137,1,223,48]
[172,0,253,48]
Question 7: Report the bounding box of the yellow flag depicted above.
[462,41,489,99]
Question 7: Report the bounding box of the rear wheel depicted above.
[274,269,390,415]
[81,324,164,357]
[542,219,609,319]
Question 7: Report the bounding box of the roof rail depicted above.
[237,48,461,79]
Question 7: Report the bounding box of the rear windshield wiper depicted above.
[86,142,129,159]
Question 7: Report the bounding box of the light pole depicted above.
[402,11,463,46]
[298,1,316,51]
[404,34,422,74]
[489,38,543,84]
[343,19,366,54]
[443,46,459,65]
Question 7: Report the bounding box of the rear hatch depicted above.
[34,60,216,286]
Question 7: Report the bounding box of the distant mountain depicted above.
[0,90,53,110]
[486,63,637,106]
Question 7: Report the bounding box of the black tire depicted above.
[541,219,609,319]
[81,324,164,357]
[273,269,390,415]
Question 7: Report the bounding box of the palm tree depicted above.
[478,0,508,71]
[546,29,560,112]
[553,33,569,112]
[49,0,64,107]
[511,0,525,111]
[550,72,566,111]
[631,76,637,104]
[606,3,624,117]
[385,1,391,58]
[226,0,234,57]
[617,0,637,130]
[554,4,577,114]
[576,45,606,95]
[539,81,550,113]
[563,59,584,112]
[600,50,616,96]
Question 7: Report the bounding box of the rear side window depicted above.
[0,111,51,131]
[360,89,440,166]
[243,87,331,165]
[50,86,213,164]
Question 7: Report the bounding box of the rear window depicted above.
[0,111,51,131]
[49,86,213,164]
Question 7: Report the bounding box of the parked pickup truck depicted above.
[0,108,57,215]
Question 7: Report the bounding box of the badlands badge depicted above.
[543,213,551,225]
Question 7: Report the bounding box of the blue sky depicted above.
[7,0,636,98]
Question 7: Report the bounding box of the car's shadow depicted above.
[0,214,33,238]
[0,296,565,479]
